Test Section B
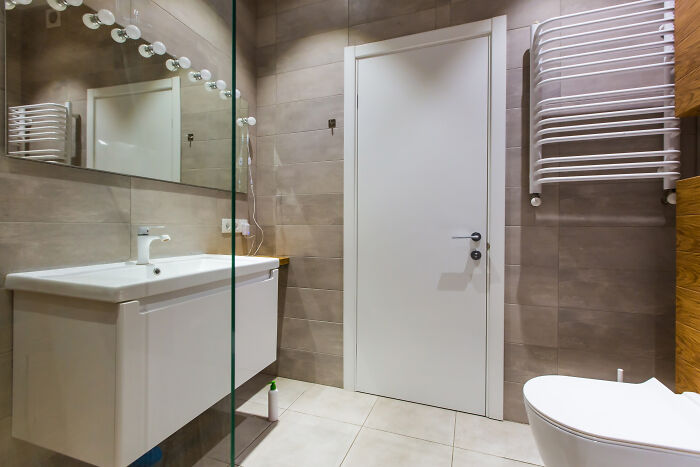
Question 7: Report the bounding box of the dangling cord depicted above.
[244,124,264,256]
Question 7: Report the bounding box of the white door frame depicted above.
[87,77,181,181]
[343,17,506,420]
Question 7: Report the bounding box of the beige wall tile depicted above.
[258,0,276,17]
[0,222,130,275]
[280,317,343,355]
[276,62,344,103]
[559,227,675,272]
[257,16,276,47]
[503,382,528,424]
[0,352,10,419]
[256,45,277,77]
[276,225,343,257]
[256,75,277,106]
[276,0,349,42]
[256,136,277,166]
[505,304,557,348]
[559,308,656,358]
[277,348,343,387]
[449,0,560,30]
[256,105,277,136]
[349,0,436,26]
[507,26,531,70]
[275,161,343,195]
[505,265,558,307]
[276,129,343,164]
[349,9,436,45]
[506,147,527,188]
[0,158,130,223]
[505,343,557,383]
[276,194,343,225]
[558,349,654,383]
[283,287,343,322]
[276,29,348,73]
[131,178,222,225]
[505,226,558,268]
[275,95,344,134]
[559,267,674,315]
[0,291,10,355]
[287,256,343,290]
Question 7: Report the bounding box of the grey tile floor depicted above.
[196,374,544,467]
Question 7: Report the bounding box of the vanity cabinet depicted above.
[676,176,700,393]
[11,284,231,467]
[675,0,700,116]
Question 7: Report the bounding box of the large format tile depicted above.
[275,161,343,195]
[505,343,557,384]
[275,95,344,134]
[280,317,343,355]
[276,225,343,257]
[349,9,437,45]
[503,382,528,424]
[287,256,343,290]
[278,348,344,387]
[558,308,656,358]
[275,129,344,164]
[276,29,348,73]
[558,267,674,315]
[349,0,435,25]
[276,194,343,225]
[449,0,559,29]
[237,376,315,409]
[341,428,452,467]
[454,413,543,465]
[130,178,223,225]
[505,226,558,268]
[276,0,349,42]
[288,385,377,425]
[505,265,558,307]
[235,410,359,467]
[283,287,343,322]
[505,304,558,347]
[0,352,10,419]
[276,62,344,103]
[453,448,535,467]
[364,397,456,445]
[558,348,654,383]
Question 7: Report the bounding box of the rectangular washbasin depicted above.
[5,254,232,303]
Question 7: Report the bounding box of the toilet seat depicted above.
[523,375,700,456]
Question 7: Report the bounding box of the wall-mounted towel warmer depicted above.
[8,102,76,164]
[529,0,678,206]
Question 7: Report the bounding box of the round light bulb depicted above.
[219,90,231,100]
[165,59,178,71]
[47,0,82,11]
[178,57,191,69]
[111,25,141,43]
[247,116,257,126]
[151,41,166,55]
[124,25,141,40]
[165,57,191,72]
[5,1,16,10]
[200,69,212,81]
[97,9,115,25]
[235,89,241,99]
[205,79,226,91]
[111,28,126,43]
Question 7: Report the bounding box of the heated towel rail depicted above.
[8,102,75,164]
[529,0,679,206]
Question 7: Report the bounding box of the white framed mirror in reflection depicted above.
[4,0,238,192]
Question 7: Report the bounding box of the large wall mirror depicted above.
[5,0,240,192]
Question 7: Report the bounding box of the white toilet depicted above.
[523,375,700,467]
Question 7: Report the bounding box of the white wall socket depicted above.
[234,218,251,236]
[221,218,232,233]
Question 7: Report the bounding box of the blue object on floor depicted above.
[130,446,163,467]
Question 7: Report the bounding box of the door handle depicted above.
[452,232,481,242]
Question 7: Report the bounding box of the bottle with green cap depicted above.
[268,380,279,422]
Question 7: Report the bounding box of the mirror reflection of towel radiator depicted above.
[529,0,679,206]
[8,102,76,164]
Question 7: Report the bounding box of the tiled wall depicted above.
[255,0,693,421]
[0,2,234,464]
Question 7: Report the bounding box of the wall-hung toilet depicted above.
[524,375,700,467]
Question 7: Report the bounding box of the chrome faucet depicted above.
[136,226,171,265]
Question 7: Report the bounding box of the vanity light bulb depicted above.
[82,9,115,29]
[165,56,191,71]
[187,69,212,82]
[219,90,232,100]
[205,79,226,91]
[138,41,166,58]
[47,0,82,11]
[247,117,257,126]
[235,89,241,99]
[6,0,32,9]
[111,24,141,43]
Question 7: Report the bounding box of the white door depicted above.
[87,77,181,182]
[355,34,490,414]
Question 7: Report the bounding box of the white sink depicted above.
[5,254,232,303]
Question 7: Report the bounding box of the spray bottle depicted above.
[268,381,279,422]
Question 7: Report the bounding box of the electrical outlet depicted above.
[221,218,232,233]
